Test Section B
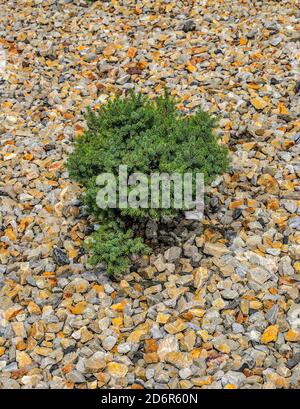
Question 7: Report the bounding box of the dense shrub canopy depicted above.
[67,91,229,276]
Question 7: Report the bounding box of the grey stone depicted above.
[164,246,182,262]
[102,335,117,351]
[53,247,69,265]
[221,289,239,300]
[182,20,196,32]
[270,37,282,46]
[265,304,278,325]
[66,371,86,383]
[248,268,271,285]
[116,74,130,85]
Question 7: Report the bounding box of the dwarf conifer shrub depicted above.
[67,91,229,277]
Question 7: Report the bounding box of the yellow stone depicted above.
[12,322,26,338]
[186,63,196,73]
[190,308,206,318]
[281,180,294,192]
[5,228,17,241]
[224,383,237,389]
[26,336,37,351]
[261,325,279,344]
[194,266,209,290]
[192,376,213,386]
[267,198,279,210]
[257,174,279,194]
[68,248,78,259]
[156,312,170,324]
[294,262,300,273]
[39,290,50,299]
[214,343,231,354]
[107,362,128,377]
[120,280,129,289]
[180,380,192,389]
[164,319,187,334]
[240,299,249,315]
[285,329,300,342]
[250,300,263,310]
[34,346,52,356]
[191,348,203,359]
[182,329,196,352]
[0,347,5,357]
[112,317,123,327]
[144,339,158,353]
[111,301,126,312]
[27,301,41,315]
[195,236,205,247]
[278,102,289,115]
[16,351,32,368]
[16,340,27,351]
[213,298,226,310]
[165,351,193,369]
[127,323,149,343]
[69,301,86,315]
[198,330,210,342]
[250,97,267,110]
[167,287,188,299]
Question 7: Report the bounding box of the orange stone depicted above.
[68,301,87,315]
[229,199,244,209]
[5,228,17,241]
[144,339,158,353]
[3,306,23,321]
[261,325,279,344]
[127,324,149,343]
[267,198,279,210]
[131,384,144,389]
[144,352,159,363]
[258,174,279,194]
[224,383,237,389]
[111,301,126,312]
[285,330,300,342]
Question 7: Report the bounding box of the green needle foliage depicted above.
[67,91,229,277]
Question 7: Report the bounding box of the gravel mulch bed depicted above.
[0,0,299,389]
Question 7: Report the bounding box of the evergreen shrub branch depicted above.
[67,91,229,277]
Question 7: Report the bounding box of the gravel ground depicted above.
[0,0,300,389]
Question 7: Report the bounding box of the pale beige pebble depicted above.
[84,352,106,371]
[164,319,187,334]
[16,351,32,368]
[12,322,27,338]
[157,335,179,360]
[80,327,94,343]
[181,329,196,351]
[203,242,230,257]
